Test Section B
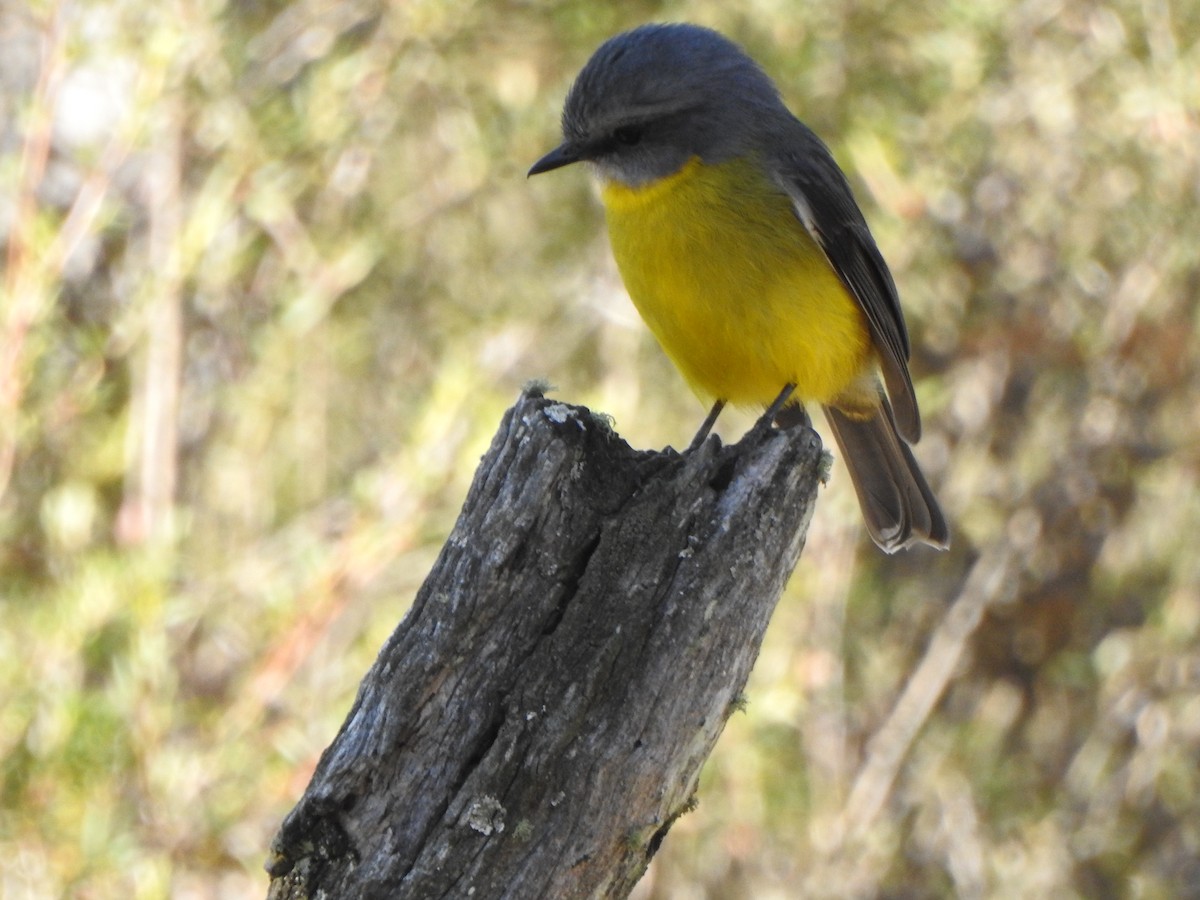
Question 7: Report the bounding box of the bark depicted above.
[266,388,824,899]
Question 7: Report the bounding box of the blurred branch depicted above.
[838,548,1013,841]
[266,389,822,899]
[1,2,146,505]
[118,96,184,545]
[0,2,65,500]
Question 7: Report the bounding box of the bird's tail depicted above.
[821,402,949,553]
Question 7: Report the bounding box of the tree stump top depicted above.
[268,390,824,899]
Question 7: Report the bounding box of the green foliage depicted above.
[2,0,1198,896]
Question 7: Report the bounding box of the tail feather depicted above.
[821,402,949,553]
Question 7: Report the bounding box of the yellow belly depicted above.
[601,156,873,408]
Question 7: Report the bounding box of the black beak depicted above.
[528,142,585,176]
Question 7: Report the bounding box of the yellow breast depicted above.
[600,156,873,408]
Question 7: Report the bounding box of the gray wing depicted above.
[770,124,921,442]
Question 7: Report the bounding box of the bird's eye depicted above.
[612,125,643,146]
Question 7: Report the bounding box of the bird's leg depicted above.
[749,383,799,437]
[764,383,797,422]
[750,382,810,431]
[688,399,727,451]
[772,386,811,430]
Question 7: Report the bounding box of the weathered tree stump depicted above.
[266,388,824,899]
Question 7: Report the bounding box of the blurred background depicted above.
[2,0,1198,896]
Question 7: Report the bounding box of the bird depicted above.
[529,23,948,552]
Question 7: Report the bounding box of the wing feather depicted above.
[769,126,921,442]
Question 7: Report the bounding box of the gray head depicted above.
[529,23,788,186]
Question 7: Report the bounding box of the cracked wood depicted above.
[266,389,823,900]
